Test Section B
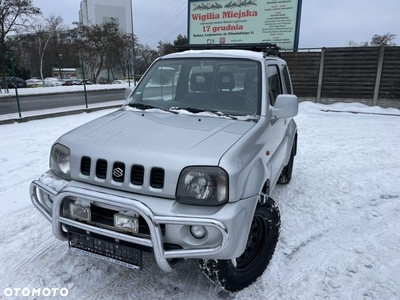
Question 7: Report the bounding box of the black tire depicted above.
[278,144,295,184]
[198,197,280,292]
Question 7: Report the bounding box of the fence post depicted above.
[127,60,131,87]
[7,52,22,118]
[316,47,326,103]
[80,56,89,109]
[373,45,385,106]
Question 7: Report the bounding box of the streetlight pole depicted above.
[130,0,136,85]
[80,56,88,109]
[8,52,22,117]
[58,53,63,79]
[0,2,6,93]
[127,59,131,87]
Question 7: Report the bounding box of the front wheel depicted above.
[198,197,280,292]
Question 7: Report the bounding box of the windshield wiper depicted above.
[170,107,238,119]
[127,103,178,114]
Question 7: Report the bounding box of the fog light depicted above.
[69,203,91,222]
[114,214,139,233]
[190,225,207,239]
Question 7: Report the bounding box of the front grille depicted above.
[91,205,116,227]
[131,165,144,185]
[150,168,165,189]
[80,156,165,189]
[81,156,91,176]
[96,159,108,179]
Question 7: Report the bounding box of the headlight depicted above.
[176,167,228,205]
[50,144,71,180]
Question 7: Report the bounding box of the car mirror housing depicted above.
[125,87,135,100]
[271,94,298,119]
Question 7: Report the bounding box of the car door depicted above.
[265,63,288,185]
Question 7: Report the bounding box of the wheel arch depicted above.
[242,158,271,199]
[282,123,298,167]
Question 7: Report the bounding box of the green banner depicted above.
[188,0,301,50]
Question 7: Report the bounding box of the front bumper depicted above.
[30,171,258,272]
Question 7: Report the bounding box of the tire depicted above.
[198,197,280,292]
[278,144,295,184]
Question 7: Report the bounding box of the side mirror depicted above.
[271,94,298,119]
[125,87,135,100]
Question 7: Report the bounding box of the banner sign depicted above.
[188,0,302,50]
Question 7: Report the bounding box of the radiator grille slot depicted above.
[80,156,91,176]
[96,159,108,179]
[131,165,145,185]
[150,168,165,189]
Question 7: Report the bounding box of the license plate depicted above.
[68,231,142,269]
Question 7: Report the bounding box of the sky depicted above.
[1,100,400,298]
[33,0,400,49]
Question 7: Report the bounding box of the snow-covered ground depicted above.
[0,102,399,299]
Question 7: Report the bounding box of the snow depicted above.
[1,101,400,299]
[39,171,69,193]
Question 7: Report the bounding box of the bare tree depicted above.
[173,34,187,46]
[135,43,158,75]
[348,40,369,47]
[32,19,49,80]
[75,22,130,83]
[0,0,41,91]
[103,31,133,81]
[157,41,174,56]
[348,33,397,47]
[370,33,397,46]
[157,34,188,56]
[30,14,65,80]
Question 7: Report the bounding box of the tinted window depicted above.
[141,66,181,101]
[282,65,293,94]
[267,65,282,106]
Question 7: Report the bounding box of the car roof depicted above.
[161,49,287,65]
[162,49,265,61]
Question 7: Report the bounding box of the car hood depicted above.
[59,109,256,197]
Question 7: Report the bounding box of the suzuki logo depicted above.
[113,167,124,178]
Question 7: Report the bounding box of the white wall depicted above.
[79,0,133,34]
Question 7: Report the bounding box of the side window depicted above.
[142,66,180,101]
[282,65,293,94]
[267,65,282,106]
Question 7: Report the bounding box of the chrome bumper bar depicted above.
[30,180,229,273]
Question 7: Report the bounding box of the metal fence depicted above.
[0,88,126,123]
[281,46,400,109]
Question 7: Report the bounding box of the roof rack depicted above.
[173,43,281,57]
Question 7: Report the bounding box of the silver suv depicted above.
[30,44,298,292]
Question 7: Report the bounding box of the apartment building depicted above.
[79,0,133,34]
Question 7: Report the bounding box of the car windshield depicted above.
[126,58,260,117]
